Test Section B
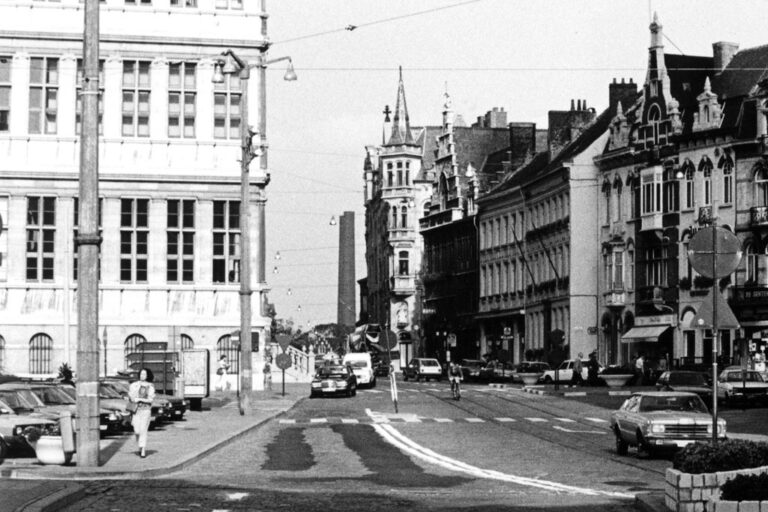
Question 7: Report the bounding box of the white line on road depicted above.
[585,417,608,423]
[372,423,632,498]
[465,418,485,423]
[434,418,453,423]
[495,417,516,422]
[524,417,548,423]
[341,418,359,424]
[279,419,296,424]
[310,418,328,424]
[554,418,576,423]
[552,425,607,435]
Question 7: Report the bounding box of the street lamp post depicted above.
[212,38,295,416]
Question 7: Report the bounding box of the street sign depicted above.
[276,334,292,352]
[688,226,742,279]
[447,334,457,347]
[275,353,292,370]
[691,288,740,329]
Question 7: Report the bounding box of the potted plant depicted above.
[25,423,73,465]
[599,365,633,388]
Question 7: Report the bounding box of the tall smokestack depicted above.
[337,211,356,328]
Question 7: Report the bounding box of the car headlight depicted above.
[183,400,190,407]
[649,423,665,434]
[108,412,118,421]
[337,382,347,388]
[311,382,321,388]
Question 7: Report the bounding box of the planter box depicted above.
[33,436,73,465]
[666,466,768,512]
[518,373,542,386]
[706,498,768,512]
[600,374,633,388]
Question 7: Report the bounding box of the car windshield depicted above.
[462,360,483,368]
[669,373,706,386]
[347,361,368,369]
[639,395,709,413]
[33,386,76,405]
[725,371,763,382]
[0,390,38,411]
[317,367,347,378]
[99,384,124,399]
[104,381,129,394]
[420,360,439,367]
[15,389,45,407]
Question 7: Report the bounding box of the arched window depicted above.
[701,158,713,206]
[0,335,5,371]
[400,206,408,228]
[684,162,695,209]
[722,161,733,204]
[746,242,759,283]
[391,206,397,228]
[216,334,239,375]
[180,334,194,351]
[124,333,147,369]
[648,104,661,145]
[703,105,710,123]
[396,161,403,186]
[755,166,768,207]
[422,201,430,218]
[398,250,409,276]
[29,333,53,374]
[405,161,411,185]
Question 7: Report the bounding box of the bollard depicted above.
[59,410,75,454]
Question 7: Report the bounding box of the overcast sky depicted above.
[262,0,767,329]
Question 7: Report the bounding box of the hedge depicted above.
[720,473,768,501]
[673,439,768,474]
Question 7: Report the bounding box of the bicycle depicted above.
[450,377,461,400]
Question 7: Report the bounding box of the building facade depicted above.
[0,0,271,381]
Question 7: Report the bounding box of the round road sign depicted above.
[688,226,742,279]
[275,353,292,370]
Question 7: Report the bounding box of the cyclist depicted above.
[447,360,462,400]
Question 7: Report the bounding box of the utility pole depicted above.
[76,0,101,466]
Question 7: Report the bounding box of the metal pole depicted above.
[76,0,101,466]
[711,222,719,444]
[238,68,252,416]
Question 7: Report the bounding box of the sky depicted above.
[262,0,768,329]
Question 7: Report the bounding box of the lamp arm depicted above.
[259,55,292,67]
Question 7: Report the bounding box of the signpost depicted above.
[687,225,742,444]
[275,353,291,397]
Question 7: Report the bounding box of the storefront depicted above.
[620,314,675,369]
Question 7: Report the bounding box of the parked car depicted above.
[342,352,376,388]
[27,382,124,435]
[541,359,597,383]
[0,397,58,459]
[717,369,768,405]
[309,365,357,398]
[373,358,392,378]
[512,362,551,383]
[611,391,726,457]
[99,378,172,428]
[478,361,516,382]
[402,358,443,382]
[655,371,713,403]
[459,359,486,382]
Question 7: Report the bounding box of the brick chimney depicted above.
[609,78,638,116]
[548,99,596,157]
[713,41,739,72]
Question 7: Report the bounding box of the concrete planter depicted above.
[666,466,768,512]
[33,436,73,465]
[600,374,633,388]
[518,373,542,386]
[706,498,768,512]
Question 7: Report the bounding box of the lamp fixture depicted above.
[211,62,225,84]
[287,288,292,296]
[675,168,685,179]
[283,60,298,81]
[273,266,279,274]
[274,251,281,260]
[329,216,337,226]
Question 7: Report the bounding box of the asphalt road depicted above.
[57,380,679,511]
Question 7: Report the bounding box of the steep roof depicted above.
[713,44,768,99]
[384,67,418,147]
[664,54,713,135]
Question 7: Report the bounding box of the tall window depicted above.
[396,161,403,186]
[480,266,486,297]
[120,198,149,282]
[647,104,661,145]
[76,59,104,135]
[216,335,239,375]
[167,199,195,283]
[0,56,10,132]
[400,206,407,228]
[213,73,241,139]
[168,62,196,138]
[398,251,409,275]
[641,168,663,214]
[122,61,150,137]
[212,200,240,283]
[684,164,695,209]
[124,333,146,368]
[29,57,58,134]
[703,164,712,205]
[746,243,759,283]
[723,162,733,204]
[29,333,53,374]
[405,162,411,185]
[390,206,397,228]
[387,163,393,187]
[26,196,56,281]
[73,197,103,281]
[644,247,667,287]
[179,334,194,351]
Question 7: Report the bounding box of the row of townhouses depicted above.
[363,15,768,371]
[0,0,273,380]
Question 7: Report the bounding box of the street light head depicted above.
[283,60,298,81]
[222,53,240,75]
[211,62,225,84]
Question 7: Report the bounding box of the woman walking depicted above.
[129,368,155,458]
[215,355,230,391]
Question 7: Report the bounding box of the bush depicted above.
[673,439,768,474]
[720,473,768,501]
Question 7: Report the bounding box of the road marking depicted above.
[585,417,608,424]
[403,417,422,423]
[373,422,632,498]
[525,417,548,423]
[341,418,359,424]
[223,492,249,501]
[434,418,453,423]
[465,418,485,423]
[552,425,607,435]
[310,418,327,424]
[495,417,516,422]
[554,418,576,423]
[279,419,296,424]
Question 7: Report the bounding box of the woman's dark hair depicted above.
[140,367,154,383]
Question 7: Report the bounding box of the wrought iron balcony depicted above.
[698,206,712,225]
[640,212,663,232]
[750,206,768,227]
[604,290,626,308]
[390,274,416,294]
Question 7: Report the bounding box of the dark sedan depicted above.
[459,359,486,382]
[310,365,357,398]
[655,371,713,403]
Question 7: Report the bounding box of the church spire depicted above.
[385,66,417,146]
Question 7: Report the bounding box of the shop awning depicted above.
[621,326,670,343]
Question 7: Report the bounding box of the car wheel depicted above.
[614,428,628,456]
[723,392,731,406]
[370,377,376,388]
[403,373,408,381]
[436,376,442,382]
[0,436,7,461]
[544,375,553,384]
[352,385,357,397]
[418,374,425,383]
[636,431,654,459]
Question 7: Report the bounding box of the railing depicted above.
[698,206,713,225]
[390,274,416,293]
[604,290,626,307]
[640,211,663,232]
[750,206,768,227]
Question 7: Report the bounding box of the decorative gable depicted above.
[692,77,723,132]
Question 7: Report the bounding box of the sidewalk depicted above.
[0,384,305,511]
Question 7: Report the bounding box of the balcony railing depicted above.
[604,290,626,307]
[750,206,768,227]
[698,206,712,225]
[390,274,416,294]
[640,212,663,232]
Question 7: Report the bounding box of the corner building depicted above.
[0,0,271,380]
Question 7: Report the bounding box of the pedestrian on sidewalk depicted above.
[587,351,600,386]
[634,353,645,386]
[263,358,272,390]
[570,352,584,387]
[215,355,230,391]
[129,367,155,458]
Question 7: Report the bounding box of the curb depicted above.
[8,397,303,481]
[634,491,666,512]
[16,484,86,512]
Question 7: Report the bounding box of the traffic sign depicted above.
[275,334,292,352]
[275,353,292,370]
[691,288,740,329]
[688,226,742,279]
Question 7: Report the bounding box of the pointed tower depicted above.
[385,66,418,147]
[645,12,671,103]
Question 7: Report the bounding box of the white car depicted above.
[717,369,768,405]
[342,352,376,388]
[403,358,443,382]
[540,359,600,383]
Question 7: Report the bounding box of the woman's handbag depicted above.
[216,368,224,375]
[127,401,139,414]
